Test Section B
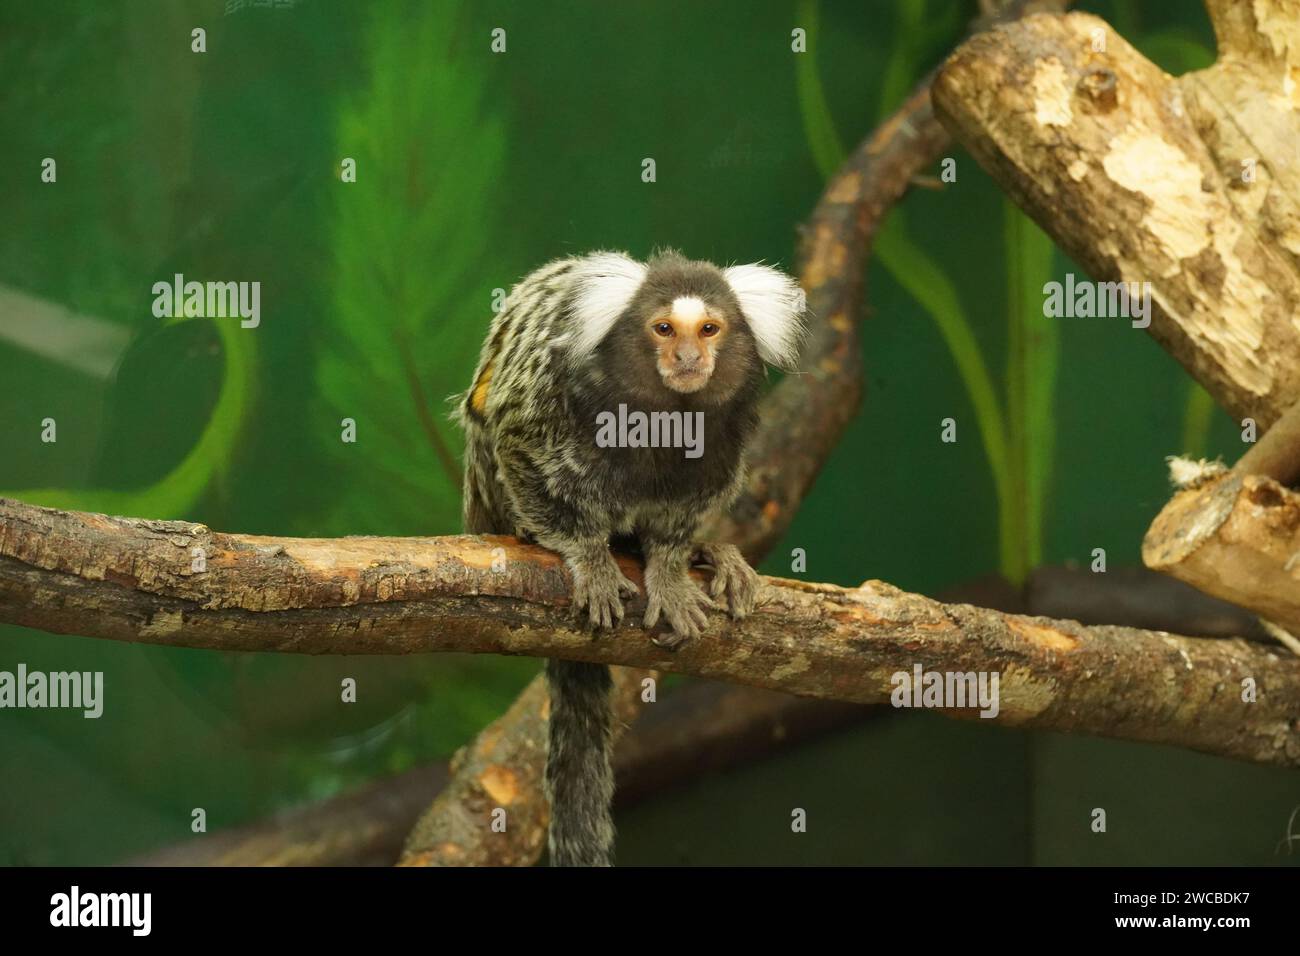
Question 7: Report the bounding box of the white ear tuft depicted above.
[723,263,807,370]
[567,251,647,361]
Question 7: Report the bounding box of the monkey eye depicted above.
[701,323,720,337]
[653,322,674,337]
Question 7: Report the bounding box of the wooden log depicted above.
[1143,472,1300,637]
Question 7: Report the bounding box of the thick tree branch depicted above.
[932,8,1300,429]
[1144,472,1300,639]
[1141,397,1300,641]
[126,561,1268,866]
[3,498,1298,767]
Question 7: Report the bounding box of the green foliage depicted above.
[1181,383,1217,458]
[0,314,255,519]
[316,0,507,534]
[1138,30,1216,74]
[1002,203,1057,580]
[793,0,844,180]
[796,0,1057,584]
[0,1,256,520]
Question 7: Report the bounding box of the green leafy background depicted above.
[0,0,1294,865]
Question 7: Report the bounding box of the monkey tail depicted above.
[459,403,614,865]
[544,659,616,866]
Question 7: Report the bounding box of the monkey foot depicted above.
[571,560,639,631]
[694,542,761,619]
[645,573,717,647]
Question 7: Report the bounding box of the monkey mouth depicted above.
[662,366,711,393]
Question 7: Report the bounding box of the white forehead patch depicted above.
[671,295,707,320]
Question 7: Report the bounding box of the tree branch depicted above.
[125,560,1271,866]
[1141,396,1300,642]
[3,498,1298,767]
[932,4,1300,660]
[932,7,1300,429]
[1144,472,1300,639]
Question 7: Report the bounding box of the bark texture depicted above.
[127,560,1271,867]
[3,497,1299,768]
[932,6,1300,429]
[932,1,1300,663]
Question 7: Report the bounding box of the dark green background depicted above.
[0,0,1294,865]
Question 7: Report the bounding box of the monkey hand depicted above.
[570,555,640,631]
[694,542,761,619]
[644,566,718,649]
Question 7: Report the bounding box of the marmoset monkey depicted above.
[456,250,805,866]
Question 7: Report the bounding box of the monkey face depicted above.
[648,296,726,394]
[578,251,794,408]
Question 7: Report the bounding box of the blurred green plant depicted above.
[1,314,255,519]
[1003,202,1057,576]
[316,0,506,534]
[796,0,1054,584]
[0,2,256,521]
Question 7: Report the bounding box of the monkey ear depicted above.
[565,251,648,363]
[723,264,807,370]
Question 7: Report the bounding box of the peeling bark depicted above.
[933,2,1300,666]
[932,7,1300,428]
[1142,398,1300,641]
